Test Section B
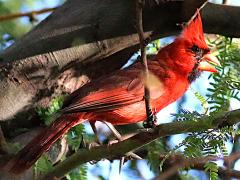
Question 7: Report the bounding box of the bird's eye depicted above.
[191,45,201,53]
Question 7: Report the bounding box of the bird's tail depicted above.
[4,113,87,174]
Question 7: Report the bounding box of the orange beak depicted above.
[198,53,221,73]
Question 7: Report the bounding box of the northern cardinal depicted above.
[5,12,220,174]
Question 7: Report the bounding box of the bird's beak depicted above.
[198,53,221,73]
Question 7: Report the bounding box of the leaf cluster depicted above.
[36,95,65,126]
[207,36,240,112]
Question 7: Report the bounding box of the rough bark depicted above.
[0,0,240,131]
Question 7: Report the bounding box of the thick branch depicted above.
[41,109,240,179]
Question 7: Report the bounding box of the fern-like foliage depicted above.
[147,139,166,173]
[204,162,218,180]
[66,164,88,180]
[36,95,65,126]
[170,111,237,179]
[67,124,86,151]
[207,36,240,112]
[34,155,53,177]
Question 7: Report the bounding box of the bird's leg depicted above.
[102,121,142,173]
[88,121,123,149]
[90,121,142,172]
[87,121,142,169]
[89,121,141,160]
[143,107,157,129]
[102,121,122,141]
[90,121,102,145]
[78,122,101,152]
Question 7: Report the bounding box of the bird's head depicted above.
[167,10,220,82]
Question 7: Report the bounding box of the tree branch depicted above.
[40,109,240,179]
[155,153,240,179]
[0,7,58,22]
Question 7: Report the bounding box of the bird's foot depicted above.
[118,152,142,173]
[103,123,141,173]
[107,148,142,173]
[107,139,141,161]
[87,141,101,150]
[143,113,157,129]
[107,139,120,146]
[90,121,141,171]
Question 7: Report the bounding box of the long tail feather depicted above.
[5,114,86,174]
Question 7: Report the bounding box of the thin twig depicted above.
[0,7,58,22]
[186,1,208,26]
[135,0,153,127]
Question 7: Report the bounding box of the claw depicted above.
[79,135,86,149]
[88,141,101,150]
[119,152,142,174]
[143,113,157,128]
[126,152,142,160]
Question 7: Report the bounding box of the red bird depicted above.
[5,12,220,174]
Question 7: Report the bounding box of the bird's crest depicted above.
[181,10,207,48]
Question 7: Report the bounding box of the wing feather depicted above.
[61,79,144,113]
[61,61,165,114]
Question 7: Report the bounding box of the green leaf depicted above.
[36,95,65,126]
[67,124,86,151]
[34,155,53,173]
[66,164,88,180]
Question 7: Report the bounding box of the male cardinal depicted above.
[4,12,220,174]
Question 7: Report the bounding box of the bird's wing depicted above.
[61,60,165,114]
[61,87,143,113]
[61,68,145,113]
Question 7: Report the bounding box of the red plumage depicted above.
[4,12,220,174]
